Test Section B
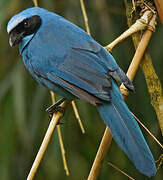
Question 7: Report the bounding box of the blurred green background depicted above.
[0,0,162,179]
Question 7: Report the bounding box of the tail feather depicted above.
[97,81,156,177]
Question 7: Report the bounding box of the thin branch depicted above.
[67,0,90,135]
[80,0,91,35]
[32,0,38,7]
[57,125,70,175]
[132,0,136,12]
[132,113,163,149]
[76,0,92,134]
[155,154,163,163]
[50,91,70,176]
[72,101,85,134]
[155,154,163,170]
[108,162,136,180]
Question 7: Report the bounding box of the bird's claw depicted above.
[46,98,66,121]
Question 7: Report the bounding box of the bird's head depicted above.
[7,7,49,48]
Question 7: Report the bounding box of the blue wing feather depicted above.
[47,72,102,105]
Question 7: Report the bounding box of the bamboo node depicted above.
[138,18,148,26]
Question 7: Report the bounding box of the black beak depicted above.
[9,31,24,47]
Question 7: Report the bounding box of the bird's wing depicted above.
[52,46,113,101]
[26,18,134,104]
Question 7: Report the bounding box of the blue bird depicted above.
[7,7,156,177]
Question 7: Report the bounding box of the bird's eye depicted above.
[24,20,30,28]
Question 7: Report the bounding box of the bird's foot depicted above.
[46,98,66,121]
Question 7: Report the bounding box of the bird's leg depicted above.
[46,98,66,119]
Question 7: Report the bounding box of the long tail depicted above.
[97,81,156,177]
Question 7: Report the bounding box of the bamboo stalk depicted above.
[108,162,135,180]
[80,0,91,35]
[141,53,163,136]
[32,0,38,7]
[57,125,70,175]
[27,101,69,180]
[132,113,163,149]
[72,101,85,134]
[87,128,112,180]
[88,11,156,180]
[155,154,163,170]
